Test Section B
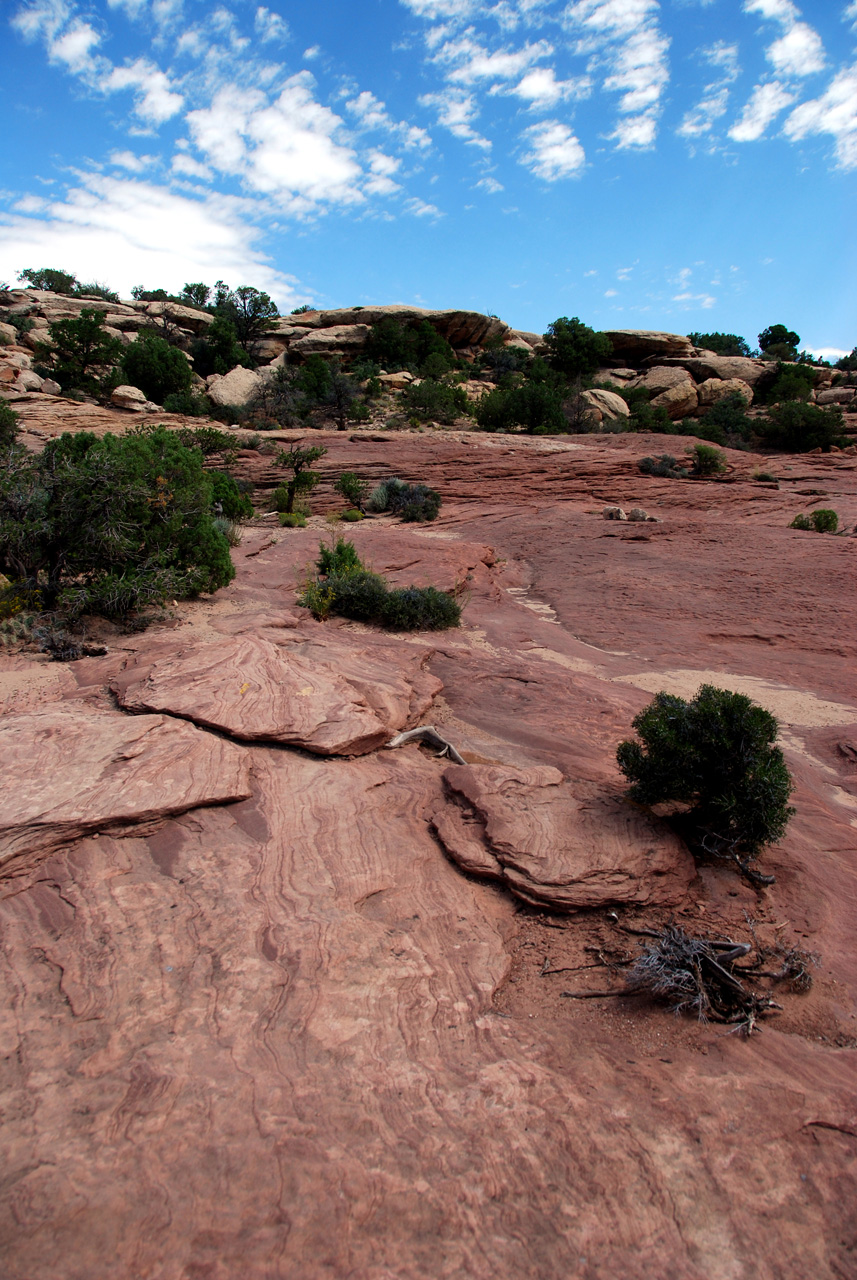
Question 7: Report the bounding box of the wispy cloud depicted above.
[784,66,857,168]
[419,89,491,147]
[519,120,585,178]
[729,80,795,140]
[677,42,739,140]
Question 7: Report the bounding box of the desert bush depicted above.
[790,509,838,533]
[0,401,19,451]
[213,516,242,546]
[543,316,611,378]
[276,444,327,514]
[834,347,857,371]
[475,381,565,434]
[687,332,752,357]
[366,477,441,522]
[765,362,815,404]
[0,426,234,619]
[617,685,793,880]
[279,512,307,528]
[684,392,755,448]
[365,318,455,375]
[35,309,124,396]
[759,401,847,452]
[300,537,460,630]
[758,324,800,362]
[190,316,251,378]
[209,471,254,520]
[122,331,193,404]
[335,472,368,511]
[638,454,688,478]
[403,377,468,424]
[341,508,363,522]
[162,389,211,416]
[688,442,727,476]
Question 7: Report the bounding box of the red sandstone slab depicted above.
[434,762,694,909]
[113,631,442,756]
[0,706,251,872]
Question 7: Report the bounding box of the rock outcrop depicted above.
[604,329,695,362]
[0,705,251,872]
[112,632,442,755]
[432,763,695,910]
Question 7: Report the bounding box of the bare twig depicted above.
[385,726,467,765]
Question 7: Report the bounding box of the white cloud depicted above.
[519,120,585,178]
[672,291,716,308]
[564,0,670,149]
[678,43,739,139]
[103,58,184,123]
[729,80,795,139]
[404,197,443,216]
[475,175,504,191]
[0,173,300,305]
[346,90,432,148]
[846,2,857,31]
[766,23,825,76]
[109,149,156,170]
[784,66,857,168]
[502,66,591,108]
[171,153,212,179]
[187,74,364,214]
[50,20,101,72]
[365,151,402,196]
[400,0,479,18]
[419,90,491,147]
[744,0,799,22]
[107,0,149,16]
[435,33,554,84]
[254,6,289,43]
[604,288,618,296]
[303,44,321,59]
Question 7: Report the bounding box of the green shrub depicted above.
[365,317,455,375]
[213,516,242,547]
[335,472,368,511]
[691,392,755,447]
[617,685,794,876]
[638,454,688,478]
[170,425,235,457]
[209,471,254,520]
[475,382,565,434]
[18,266,79,295]
[403,377,469,424]
[366,477,442,522]
[687,332,752,357]
[162,389,211,416]
[688,442,727,476]
[758,324,800,362]
[0,427,234,619]
[35,308,124,396]
[380,585,461,630]
[765,362,815,404]
[275,444,327,514]
[122,331,193,404]
[543,316,612,378]
[300,537,461,630]
[790,509,838,533]
[760,401,847,452]
[341,508,364,522]
[279,511,306,528]
[0,400,19,450]
[834,347,857,371]
[190,316,251,378]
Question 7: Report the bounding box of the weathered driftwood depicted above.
[385,726,467,765]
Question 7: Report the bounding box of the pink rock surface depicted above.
[113,631,442,755]
[0,705,251,874]
[434,763,695,909]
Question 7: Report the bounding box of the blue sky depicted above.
[2,0,855,356]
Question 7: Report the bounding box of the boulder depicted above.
[582,388,630,421]
[14,370,44,392]
[378,371,416,390]
[652,381,699,419]
[276,306,510,350]
[509,328,544,350]
[0,322,17,345]
[206,365,267,408]
[632,365,695,397]
[646,355,771,388]
[110,384,151,411]
[432,764,695,910]
[112,632,443,757]
[603,506,627,521]
[144,301,214,334]
[0,705,251,871]
[41,378,62,396]
[254,338,288,362]
[816,387,856,405]
[289,325,372,357]
[696,378,753,413]
[104,312,150,331]
[604,330,694,362]
[595,367,637,385]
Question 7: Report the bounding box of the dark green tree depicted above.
[0,427,234,617]
[18,267,79,295]
[275,444,327,513]
[688,332,752,357]
[617,685,794,881]
[35,309,124,395]
[0,401,19,452]
[760,401,847,452]
[335,472,368,511]
[181,283,211,308]
[758,324,800,361]
[122,331,193,403]
[217,285,279,357]
[190,315,251,378]
[543,317,612,379]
